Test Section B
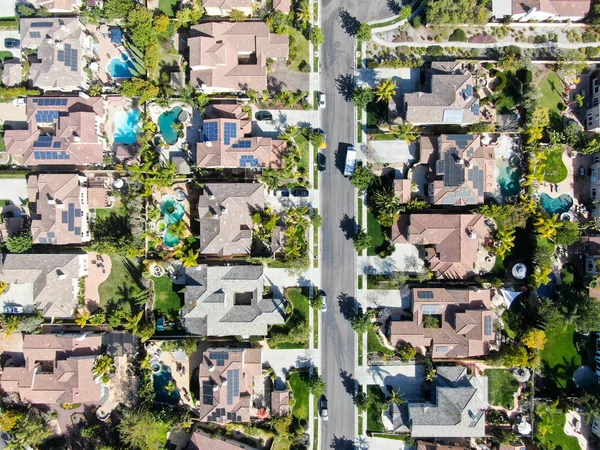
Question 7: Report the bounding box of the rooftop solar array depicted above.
[446,135,472,149]
[34,150,70,160]
[443,149,465,187]
[417,291,434,299]
[443,109,464,124]
[57,43,78,72]
[33,98,68,106]
[226,369,240,405]
[208,407,226,422]
[209,351,229,366]
[61,202,81,235]
[226,412,241,422]
[232,140,252,149]
[441,186,478,205]
[421,304,442,314]
[462,84,473,100]
[223,122,237,145]
[471,103,480,116]
[239,155,259,167]
[40,231,56,244]
[484,315,493,336]
[203,121,218,142]
[30,21,54,28]
[29,31,41,38]
[35,110,60,123]
[202,381,214,405]
[436,160,445,175]
[468,165,484,196]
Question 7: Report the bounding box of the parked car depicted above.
[317,152,326,171]
[580,166,587,176]
[319,93,326,108]
[255,111,273,121]
[320,396,328,420]
[4,306,23,314]
[12,98,25,106]
[320,293,327,312]
[279,189,289,197]
[4,38,20,48]
[291,188,309,197]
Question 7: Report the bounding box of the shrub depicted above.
[396,341,417,362]
[423,315,441,328]
[449,28,467,42]
[493,71,507,92]
[6,232,33,253]
[586,47,600,58]
[583,31,598,42]
[426,45,443,56]
[411,15,421,28]
[299,60,310,73]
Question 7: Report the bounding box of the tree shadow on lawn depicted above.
[540,356,580,393]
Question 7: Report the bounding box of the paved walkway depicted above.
[85,253,112,311]
[565,411,591,450]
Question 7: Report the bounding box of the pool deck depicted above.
[105,96,137,147]
[147,102,193,162]
[537,150,576,204]
[87,24,123,85]
[154,184,193,242]
[147,342,195,409]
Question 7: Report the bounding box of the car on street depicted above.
[291,188,309,197]
[319,93,326,108]
[320,396,328,420]
[317,152,326,171]
[4,38,20,48]
[255,111,273,121]
[12,98,25,106]
[320,293,327,312]
[4,306,23,314]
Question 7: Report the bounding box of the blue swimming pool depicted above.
[158,106,183,145]
[107,53,137,79]
[153,366,180,405]
[496,158,521,197]
[113,109,141,145]
[539,193,573,215]
[160,195,185,248]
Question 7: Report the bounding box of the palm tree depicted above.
[295,0,311,26]
[386,389,405,406]
[181,249,199,267]
[75,310,90,328]
[375,78,397,102]
[390,122,418,143]
[168,220,187,240]
[532,265,553,288]
[92,354,116,383]
[535,214,560,241]
[496,228,516,258]
[123,311,144,334]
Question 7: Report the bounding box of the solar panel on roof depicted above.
[35,110,60,123]
[417,291,434,299]
[33,136,53,148]
[39,237,47,243]
[484,316,493,336]
[74,227,81,235]
[30,21,54,27]
[223,122,237,145]
[443,109,464,123]
[436,346,449,353]
[239,155,259,167]
[29,31,41,38]
[227,369,240,405]
[203,122,218,142]
[443,149,465,187]
[202,381,213,405]
[422,304,442,314]
[62,211,68,223]
[471,103,480,116]
[53,141,61,148]
[57,50,64,62]
[232,140,252,149]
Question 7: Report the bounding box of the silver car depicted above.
[320,396,328,421]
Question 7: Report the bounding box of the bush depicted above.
[586,47,600,58]
[6,232,33,253]
[426,45,443,56]
[299,60,310,73]
[449,28,467,42]
[493,71,507,92]
[411,15,421,28]
[396,341,417,362]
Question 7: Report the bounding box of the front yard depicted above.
[268,288,310,349]
[286,27,309,73]
[366,385,386,432]
[540,325,581,391]
[288,370,309,423]
[486,369,519,410]
[367,325,394,356]
[367,208,387,256]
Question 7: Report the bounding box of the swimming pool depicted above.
[113,109,141,145]
[153,365,180,405]
[158,106,183,145]
[539,193,573,215]
[160,195,185,248]
[106,52,137,79]
[496,158,521,197]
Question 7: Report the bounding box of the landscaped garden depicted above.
[151,275,182,319]
[98,256,143,316]
[367,325,394,356]
[288,370,310,423]
[538,72,565,116]
[366,385,386,432]
[540,324,581,391]
[366,208,387,256]
[486,369,519,410]
[492,71,522,113]
[543,145,568,184]
[268,288,310,349]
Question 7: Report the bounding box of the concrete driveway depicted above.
[262,348,320,388]
[369,141,416,166]
[0,102,27,130]
[357,289,411,309]
[0,30,21,57]
[357,68,420,95]
[264,187,316,213]
[251,105,318,138]
[356,363,426,401]
[0,178,27,205]
[359,244,425,275]
[268,60,310,92]
[263,267,320,298]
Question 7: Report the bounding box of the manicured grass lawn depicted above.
[371,133,397,141]
[367,325,394,356]
[547,411,581,450]
[539,72,565,115]
[493,71,522,113]
[268,288,309,349]
[366,385,386,432]
[158,0,178,16]
[95,205,126,220]
[366,208,386,256]
[152,275,182,318]
[288,370,309,423]
[0,51,13,61]
[543,146,568,183]
[540,325,581,391]
[286,26,309,72]
[98,256,142,315]
[486,369,519,409]
[296,134,309,175]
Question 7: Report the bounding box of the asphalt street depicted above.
[319,0,394,448]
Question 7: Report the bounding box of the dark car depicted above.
[317,152,326,171]
[4,38,20,48]
[291,188,309,197]
[280,189,289,197]
[320,396,328,421]
[255,111,273,121]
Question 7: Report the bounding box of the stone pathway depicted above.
[85,253,112,312]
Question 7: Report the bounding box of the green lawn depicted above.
[367,325,394,356]
[152,275,182,318]
[95,205,126,220]
[539,72,565,116]
[543,146,568,183]
[371,134,397,141]
[493,71,522,113]
[366,385,386,432]
[286,26,309,72]
[0,51,13,62]
[268,288,310,349]
[158,0,178,16]
[486,369,519,409]
[98,256,142,316]
[366,208,386,256]
[288,371,309,423]
[295,134,309,175]
[545,411,581,450]
[540,325,581,391]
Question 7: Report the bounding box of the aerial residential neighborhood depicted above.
[1,0,600,449]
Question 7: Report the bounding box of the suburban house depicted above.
[197,347,262,423]
[407,366,488,437]
[586,73,600,132]
[401,64,480,126]
[203,0,253,16]
[28,173,91,245]
[387,287,496,358]
[0,252,88,318]
[187,22,289,92]
[197,104,286,168]
[197,182,264,256]
[179,264,286,336]
[2,59,21,87]
[392,213,491,279]
[187,430,259,450]
[4,96,105,166]
[271,389,290,416]
[492,0,591,21]
[20,18,91,92]
[421,134,496,206]
[0,333,102,404]
[34,0,82,13]
[416,443,470,450]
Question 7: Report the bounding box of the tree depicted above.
[266,10,289,35]
[425,0,490,25]
[399,5,412,20]
[375,78,397,102]
[123,311,144,334]
[353,228,372,253]
[532,265,553,288]
[422,315,441,329]
[104,0,135,20]
[353,390,370,413]
[355,23,372,42]
[351,86,375,109]
[390,122,418,142]
[306,373,326,397]
[371,187,402,227]
[229,8,247,22]
[386,388,405,406]
[396,341,416,362]
[6,231,33,253]
[118,408,172,450]
[554,221,581,246]
[121,78,159,103]
[310,294,324,310]
[498,46,523,72]
[498,345,529,367]
[309,26,325,46]
[0,409,23,432]
[537,297,563,330]
[556,49,587,76]
[0,407,52,447]
[180,248,199,267]
[2,315,20,336]
[449,28,467,42]
[175,3,203,27]
[522,329,547,350]
[0,87,40,102]
[93,354,116,383]
[350,309,375,333]
[76,310,91,328]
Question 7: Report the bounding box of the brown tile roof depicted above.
[188,431,258,450]
[0,334,102,404]
[512,0,591,16]
[273,0,292,12]
[271,389,290,416]
[197,183,264,256]
[37,0,80,12]
[428,135,496,206]
[27,174,90,245]
[198,347,262,423]
[389,288,495,359]
[4,97,104,166]
[392,213,489,279]
[394,179,413,203]
[188,22,289,91]
[203,0,253,10]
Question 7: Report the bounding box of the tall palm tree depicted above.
[181,249,199,267]
[375,78,397,102]
[295,0,311,26]
[386,389,405,406]
[123,311,144,334]
[390,122,418,143]
[75,310,90,328]
[532,265,553,288]
[168,220,187,240]
[535,214,560,241]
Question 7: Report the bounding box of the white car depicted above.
[12,98,25,106]
[319,93,326,108]
[320,396,328,421]
[4,306,23,314]
[320,294,327,312]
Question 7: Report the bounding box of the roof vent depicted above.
[212,383,219,392]
[222,378,228,386]
[466,227,477,239]
[221,206,227,214]
[56,270,66,280]
[47,198,55,205]
[208,194,215,200]
[208,361,215,372]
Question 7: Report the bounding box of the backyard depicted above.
[366,208,387,256]
[267,288,309,349]
[545,411,581,450]
[540,325,582,391]
[538,72,565,116]
[493,71,522,114]
[486,369,519,410]
[98,256,143,316]
[152,275,182,319]
[158,0,178,16]
[543,146,568,184]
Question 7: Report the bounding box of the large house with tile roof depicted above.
[388,287,496,359]
[196,104,286,168]
[188,21,289,92]
[492,0,591,21]
[4,97,104,166]
[197,347,262,423]
[203,0,253,16]
[0,333,102,404]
